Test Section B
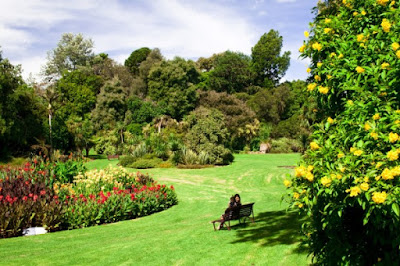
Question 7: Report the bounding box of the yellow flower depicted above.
[376,162,383,169]
[337,174,343,179]
[330,52,336,57]
[295,166,307,177]
[319,86,329,94]
[377,0,390,5]
[284,180,291,187]
[387,150,399,161]
[361,10,367,15]
[392,166,400,176]
[338,54,344,59]
[339,166,346,173]
[392,42,400,51]
[310,141,320,150]
[293,192,300,199]
[389,132,399,143]
[357,34,365,42]
[307,165,314,171]
[356,66,365,73]
[327,117,334,124]
[350,147,356,153]
[370,132,378,140]
[373,113,381,120]
[327,75,333,80]
[381,62,390,69]
[372,191,387,204]
[353,11,359,16]
[306,67,311,73]
[338,153,344,158]
[299,44,306,53]
[321,176,332,187]
[347,186,361,197]
[298,203,304,208]
[312,42,323,51]
[305,172,314,182]
[317,62,323,68]
[396,50,400,59]
[315,75,321,81]
[381,18,391,33]
[347,100,353,105]
[364,122,371,131]
[360,182,369,191]
[304,31,309,37]
[364,176,369,182]
[325,18,332,23]
[354,149,363,156]
[382,168,394,180]
[324,28,332,34]
[307,83,317,91]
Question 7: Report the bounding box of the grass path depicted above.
[0,154,309,265]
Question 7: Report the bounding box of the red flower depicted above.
[107,192,111,197]
[29,193,33,197]
[97,199,101,204]
[162,184,166,188]
[113,187,118,190]
[23,196,28,201]
[53,195,59,199]
[79,194,84,198]
[130,194,136,201]
[33,159,38,164]
[170,185,174,190]
[156,195,159,199]
[0,195,3,201]
[25,181,30,185]
[40,190,46,196]
[66,195,70,199]
[33,195,38,201]
[89,194,95,200]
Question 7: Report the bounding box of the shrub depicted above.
[158,161,174,168]
[119,155,136,167]
[286,1,400,264]
[0,166,63,238]
[130,158,162,169]
[270,138,302,153]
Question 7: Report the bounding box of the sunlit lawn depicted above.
[0,154,310,265]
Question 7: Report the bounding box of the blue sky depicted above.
[0,0,316,81]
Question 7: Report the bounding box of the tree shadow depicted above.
[230,210,308,253]
[87,154,107,160]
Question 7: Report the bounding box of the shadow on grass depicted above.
[230,210,308,252]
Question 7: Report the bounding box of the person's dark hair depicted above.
[233,194,241,203]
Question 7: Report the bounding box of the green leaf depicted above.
[392,203,400,217]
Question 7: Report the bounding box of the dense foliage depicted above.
[287,0,400,264]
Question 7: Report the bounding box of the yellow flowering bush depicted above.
[288,0,400,264]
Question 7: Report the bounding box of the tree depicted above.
[184,107,233,165]
[206,51,255,94]
[124,47,151,76]
[133,48,163,97]
[43,33,94,78]
[91,78,128,131]
[287,1,400,264]
[251,30,291,88]
[147,57,200,120]
[198,90,257,149]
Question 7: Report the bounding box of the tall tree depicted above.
[206,51,255,94]
[251,30,291,88]
[124,47,151,76]
[43,33,94,78]
[147,57,200,120]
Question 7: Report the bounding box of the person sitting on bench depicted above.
[218,194,241,230]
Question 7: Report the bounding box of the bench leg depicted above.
[251,211,255,223]
[213,222,216,231]
[227,221,231,230]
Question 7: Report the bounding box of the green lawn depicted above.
[0,154,310,265]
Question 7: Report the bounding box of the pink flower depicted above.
[33,195,38,201]
[23,196,28,201]
[40,190,46,196]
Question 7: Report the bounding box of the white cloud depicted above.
[0,0,258,79]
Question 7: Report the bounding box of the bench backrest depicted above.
[239,203,254,217]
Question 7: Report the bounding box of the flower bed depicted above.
[0,162,177,238]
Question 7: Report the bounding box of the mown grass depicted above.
[0,154,310,265]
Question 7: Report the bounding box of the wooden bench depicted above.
[107,154,120,160]
[211,203,255,231]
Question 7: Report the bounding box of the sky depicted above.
[0,0,317,82]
